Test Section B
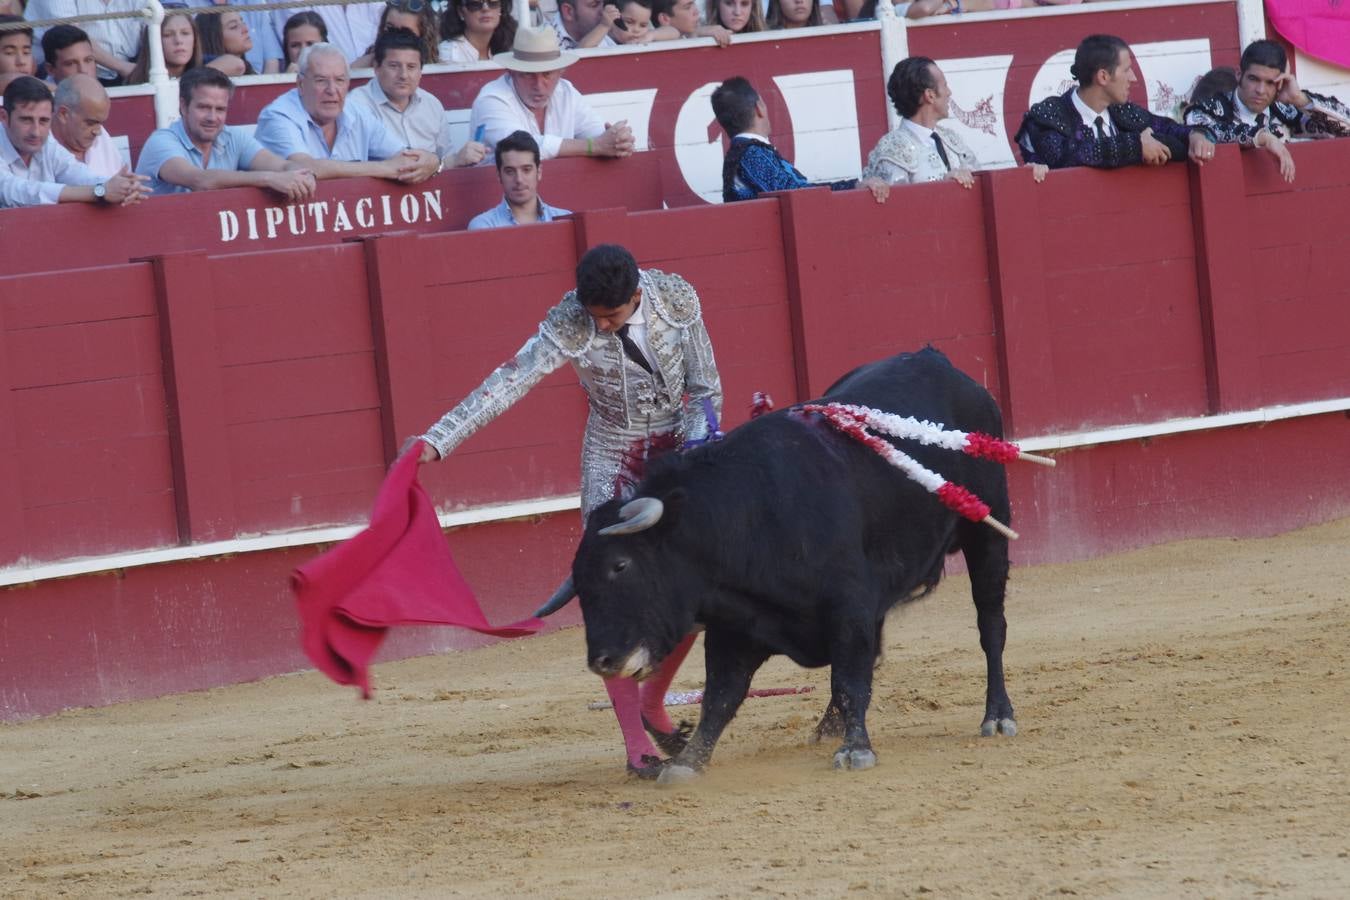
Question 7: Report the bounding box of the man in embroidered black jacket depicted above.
[1015,34,1213,179]
[1182,40,1350,184]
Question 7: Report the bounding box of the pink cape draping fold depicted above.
[1267,0,1350,70]
[292,440,543,698]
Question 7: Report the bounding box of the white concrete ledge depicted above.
[2,396,1345,588]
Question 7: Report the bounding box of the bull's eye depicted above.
[610,558,629,576]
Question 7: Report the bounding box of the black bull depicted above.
[574,349,1017,783]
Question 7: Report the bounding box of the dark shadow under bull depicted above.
[573,348,1016,784]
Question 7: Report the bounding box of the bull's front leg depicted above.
[828,615,880,771]
[657,629,768,786]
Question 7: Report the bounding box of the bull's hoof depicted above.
[980,717,1018,737]
[626,754,669,781]
[656,764,699,786]
[832,747,877,771]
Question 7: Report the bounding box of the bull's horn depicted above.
[531,575,576,618]
[598,497,665,536]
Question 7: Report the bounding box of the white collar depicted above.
[901,118,936,140]
[1232,89,1267,124]
[733,132,771,145]
[1071,89,1112,131]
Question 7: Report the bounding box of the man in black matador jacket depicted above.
[1015,34,1215,179]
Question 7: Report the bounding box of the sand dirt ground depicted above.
[3,519,1349,899]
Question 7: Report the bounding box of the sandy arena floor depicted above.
[3,518,1349,899]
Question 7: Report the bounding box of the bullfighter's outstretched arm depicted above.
[419,324,570,460]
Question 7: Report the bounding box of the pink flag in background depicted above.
[1267,0,1350,70]
[292,440,543,698]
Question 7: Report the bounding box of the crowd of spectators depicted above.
[1,2,1347,218]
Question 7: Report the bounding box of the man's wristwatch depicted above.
[93,182,107,202]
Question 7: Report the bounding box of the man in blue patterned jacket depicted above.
[712,76,887,203]
[1015,34,1215,181]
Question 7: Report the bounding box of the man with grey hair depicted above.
[50,74,122,177]
[254,42,438,183]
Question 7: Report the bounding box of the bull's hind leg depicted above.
[827,606,883,771]
[960,522,1016,737]
[658,630,769,785]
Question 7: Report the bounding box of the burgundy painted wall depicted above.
[4,141,1350,721]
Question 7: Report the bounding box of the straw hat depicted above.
[493,26,580,73]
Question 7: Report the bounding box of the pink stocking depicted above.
[639,632,698,734]
[604,676,659,765]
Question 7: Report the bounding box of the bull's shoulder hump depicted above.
[645,270,702,328]
[540,292,596,356]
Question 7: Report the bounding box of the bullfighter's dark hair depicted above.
[494,130,540,169]
[1070,34,1130,88]
[887,56,939,119]
[1240,39,1287,74]
[373,26,423,66]
[576,245,640,310]
[178,66,234,105]
[3,75,50,114]
[711,76,759,137]
[40,24,91,64]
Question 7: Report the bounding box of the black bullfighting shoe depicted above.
[625,754,670,780]
[642,716,693,757]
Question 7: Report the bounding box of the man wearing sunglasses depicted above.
[469,25,633,163]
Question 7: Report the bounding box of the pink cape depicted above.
[292,440,543,698]
[1268,0,1350,69]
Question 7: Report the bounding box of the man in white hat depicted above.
[468,25,634,163]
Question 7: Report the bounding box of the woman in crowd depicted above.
[440,0,517,63]
[127,9,203,83]
[196,10,255,76]
[351,0,440,68]
[766,0,822,28]
[706,0,765,33]
[281,11,326,73]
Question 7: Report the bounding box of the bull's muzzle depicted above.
[590,646,652,680]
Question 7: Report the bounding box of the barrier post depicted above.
[775,187,842,400]
[144,0,178,128]
[145,251,237,544]
[0,296,23,564]
[875,0,909,133]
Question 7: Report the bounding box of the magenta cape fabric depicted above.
[292,440,543,698]
[1268,0,1350,69]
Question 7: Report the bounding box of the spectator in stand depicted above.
[607,0,656,45]
[1014,34,1213,181]
[281,12,326,73]
[904,0,1079,18]
[440,0,517,64]
[861,57,978,193]
[0,75,147,206]
[25,0,141,85]
[554,0,618,50]
[766,0,821,29]
[469,26,634,163]
[351,0,440,69]
[127,11,202,84]
[0,16,35,76]
[348,28,486,169]
[468,130,570,229]
[706,0,764,34]
[50,74,120,176]
[1183,40,1350,183]
[135,67,317,199]
[713,75,885,202]
[254,43,439,182]
[183,0,283,74]
[196,10,255,76]
[1183,65,1292,181]
[40,25,95,83]
[649,0,730,44]
[272,3,382,65]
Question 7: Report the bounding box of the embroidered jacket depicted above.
[421,269,723,461]
[861,121,978,185]
[1183,89,1350,145]
[1014,90,1194,169]
[722,136,857,202]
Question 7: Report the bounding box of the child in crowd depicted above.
[607,0,655,44]
[706,0,765,33]
[281,12,326,73]
[127,9,203,83]
[649,0,732,44]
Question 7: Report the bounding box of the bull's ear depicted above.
[657,487,688,526]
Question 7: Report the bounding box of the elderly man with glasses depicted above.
[254,41,439,183]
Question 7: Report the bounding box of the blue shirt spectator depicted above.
[136,119,264,195]
[254,84,402,162]
[468,197,571,230]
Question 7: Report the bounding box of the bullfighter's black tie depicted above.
[1093,115,1107,139]
[931,132,951,171]
[616,324,652,373]
[1256,112,1267,128]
